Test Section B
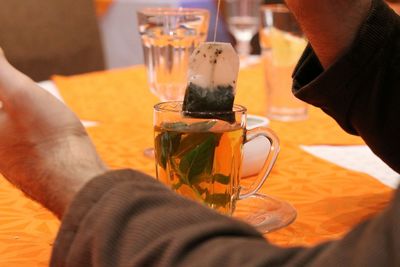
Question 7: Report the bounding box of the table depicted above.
[0,63,394,266]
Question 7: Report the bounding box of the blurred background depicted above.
[100,0,286,69]
[0,0,398,81]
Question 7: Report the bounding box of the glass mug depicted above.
[153,101,280,215]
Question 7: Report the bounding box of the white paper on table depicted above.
[301,145,400,189]
[37,81,98,128]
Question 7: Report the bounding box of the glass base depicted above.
[233,193,297,233]
[143,147,155,158]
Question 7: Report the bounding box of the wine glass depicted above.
[137,7,210,157]
[223,0,261,60]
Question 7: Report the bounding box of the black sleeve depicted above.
[293,0,400,173]
[50,169,400,267]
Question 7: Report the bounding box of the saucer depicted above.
[233,193,297,233]
[247,114,270,129]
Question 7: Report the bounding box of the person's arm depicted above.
[285,0,372,68]
[0,48,107,217]
[291,0,400,174]
[51,168,400,267]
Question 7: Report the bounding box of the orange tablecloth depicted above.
[0,64,394,266]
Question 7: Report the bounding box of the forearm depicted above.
[285,0,372,68]
[3,131,107,219]
[37,134,107,218]
[0,51,108,219]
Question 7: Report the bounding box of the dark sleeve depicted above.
[50,169,400,267]
[293,0,400,173]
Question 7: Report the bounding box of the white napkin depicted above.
[301,145,400,189]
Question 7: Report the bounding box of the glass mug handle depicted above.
[239,127,280,200]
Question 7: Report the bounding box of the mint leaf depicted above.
[193,184,208,195]
[178,134,218,185]
[162,122,188,131]
[188,121,217,131]
[213,174,230,185]
[154,131,182,169]
[175,132,218,158]
[205,193,231,208]
[154,133,167,169]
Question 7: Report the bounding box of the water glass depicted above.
[137,8,209,101]
[260,4,308,121]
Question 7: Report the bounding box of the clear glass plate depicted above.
[234,193,297,233]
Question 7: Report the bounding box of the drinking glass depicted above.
[223,0,261,58]
[260,4,308,121]
[137,8,209,157]
[153,101,297,233]
[137,8,209,101]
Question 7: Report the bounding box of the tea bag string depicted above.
[213,0,221,42]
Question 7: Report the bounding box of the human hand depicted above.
[0,48,107,218]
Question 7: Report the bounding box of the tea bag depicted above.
[182,42,239,122]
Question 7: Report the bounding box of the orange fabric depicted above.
[94,0,113,17]
[0,64,393,265]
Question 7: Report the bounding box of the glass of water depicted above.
[137,8,210,101]
[223,0,261,58]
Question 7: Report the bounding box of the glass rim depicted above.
[154,101,247,115]
[137,7,209,16]
[261,4,289,13]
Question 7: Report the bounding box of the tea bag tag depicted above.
[182,42,239,122]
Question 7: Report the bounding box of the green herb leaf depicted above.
[205,193,231,208]
[170,159,190,186]
[154,131,182,169]
[190,174,212,186]
[178,134,218,185]
[213,174,230,185]
[154,133,167,169]
[171,181,183,190]
[162,122,188,131]
[175,132,218,158]
[194,184,208,195]
[188,121,217,132]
